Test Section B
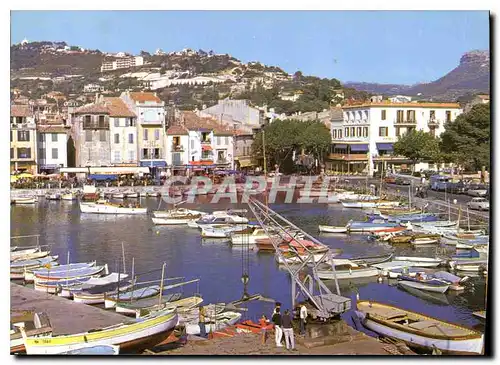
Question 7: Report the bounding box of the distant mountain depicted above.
[344,50,490,101]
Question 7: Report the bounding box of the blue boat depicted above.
[347,220,402,233]
[59,345,119,355]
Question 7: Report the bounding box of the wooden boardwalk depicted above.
[11,283,132,336]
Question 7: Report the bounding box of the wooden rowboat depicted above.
[105,285,161,309]
[22,307,178,355]
[355,300,484,354]
[318,225,347,233]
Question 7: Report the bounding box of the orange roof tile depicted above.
[129,92,162,104]
[36,125,70,134]
[103,97,136,117]
[11,105,32,117]
[166,125,189,135]
[74,103,110,115]
[180,111,234,135]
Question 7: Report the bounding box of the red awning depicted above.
[202,145,212,151]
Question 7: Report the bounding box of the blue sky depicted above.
[10,11,489,84]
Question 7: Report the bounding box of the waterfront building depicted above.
[103,97,138,166]
[36,114,70,174]
[120,91,167,173]
[328,101,463,175]
[234,130,255,170]
[165,124,190,175]
[10,105,38,174]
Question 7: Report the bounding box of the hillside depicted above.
[344,50,490,101]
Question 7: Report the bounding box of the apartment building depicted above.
[36,114,70,173]
[120,91,166,169]
[100,56,144,72]
[328,101,463,174]
[10,105,37,173]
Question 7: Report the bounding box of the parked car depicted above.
[467,197,489,211]
[467,185,488,197]
[448,181,468,194]
[395,177,411,185]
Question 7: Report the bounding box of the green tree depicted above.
[393,130,441,172]
[440,103,490,171]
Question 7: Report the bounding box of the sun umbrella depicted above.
[17,172,34,179]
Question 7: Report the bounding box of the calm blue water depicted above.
[10,195,486,333]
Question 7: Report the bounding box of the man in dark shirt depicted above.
[271,307,283,347]
[281,309,296,351]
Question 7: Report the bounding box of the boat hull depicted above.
[318,225,347,233]
[80,203,147,215]
[317,267,380,280]
[398,280,449,293]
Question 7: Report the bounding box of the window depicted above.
[85,130,92,142]
[406,110,416,122]
[38,148,45,159]
[128,150,135,161]
[11,131,13,142]
[128,134,134,144]
[114,118,120,127]
[356,127,362,137]
[191,139,194,150]
[143,129,148,141]
[52,133,58,142]
[142,148,148,159]
[17,130,30,142]
[379,127,388,137]
[396,110,404,123]
[114,151,121,162]
[396,127,401,137]
[363,127,368,137]
[114,133,120,144]
[52,148,58,159]
[17,147,31,159]
[154,148,160,159]
[338,129,343,139]
[85,115,91,124]
[430,110,436,120]
[10,148,14,159]
[381,110,386,120]
[99,130,106,142]
[333,130,337,139]
[446,111,451,122]
[350,127,355,137]
[98,115,105,125]
[127,118,135,127]
[345,127,349,137]
[155,129,160,141]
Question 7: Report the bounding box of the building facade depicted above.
[234,131,255,170]
[37,124,70,174]
[120,91,166,170]
[328,102,463,175]
[10,105,37,173]
[165,125,190,175]
[100,56,144,72]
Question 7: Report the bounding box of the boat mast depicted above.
[467,206,471,231]
[117,257,121,303]
[158,262,166,307]
[121,242,127,274]
[66,251,70,287]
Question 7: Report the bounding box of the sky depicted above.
[10,10,490,85]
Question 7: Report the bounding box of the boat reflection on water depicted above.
[397,283,450,306]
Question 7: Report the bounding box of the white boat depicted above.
[201,225,248,239]
[79,201,147,215]
[411,237,440,245]
[393,257,444,268]
[230,228,268,245]
[449,259,488,272]
[184,311,242,335]
[316,259,380,280]
[11,248,39,261]
[318,225,348,233]
[355,301,484,354]
[11,311,52,354]
[387,267,428,279]
[414,220,459,228]
[22,307,178,355]
[45,193,61,200]
[11,196,36,204]
[58,273,129,298]
[111,192,125,199]
[373,261,431,276]
[192,214,249,227]
[105,285,161,309]
[152,216,200,225]
[473,245,489,254]
[375,201,401,208]
[341,201,377,209]
[124,191,139,198]
[61,192,77,201]
[398,277,450,293]
[153,208,207,218]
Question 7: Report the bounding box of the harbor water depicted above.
[10,195,486,336]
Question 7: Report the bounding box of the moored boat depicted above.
[397,276,450,293]
[79,201,147,215]
[318,225,348,234]
[11,196,37,204]
[184,311,242,335]
[61,192,77,201]
[152,214,201,225]
[230,228,268,245]
[11,311,52,354]
[105,285,161,309]
[316,259,380,280]
[115,293,182,316]
[355,300,484,354]
[393,256,444,268]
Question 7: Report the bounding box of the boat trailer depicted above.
[247,198,351,320]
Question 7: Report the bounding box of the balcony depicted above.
[328,153,368,161]
[140,119,163,125]
[428,119,439,127]
[83,121,109,130]
[171,145,184,152]
[201,139,212,145]
[394,119,417,125]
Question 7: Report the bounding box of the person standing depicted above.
[198,306,207,338]
[281,309,296,351]
[272,307,283,347]
[299,302,308,336]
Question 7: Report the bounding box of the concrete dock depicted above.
[11,283,132,336]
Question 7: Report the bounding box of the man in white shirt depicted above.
[299,302,307,336]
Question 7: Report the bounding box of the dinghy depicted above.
[11,248,39,261]
[398,284,451,306]
[350,253,393,266]
[398,276,450,293]
[11,196,36,204]
[393,256,444,268]
[105,285,161,309]
[355,300,484,354]
[316,259,380,280]
[46,193,61,201]
[387,267,428,279]
[411,237,440,245]
[34,263,106,282]
[448,259,488,272]
[22,307,178,355]
[27,262,95,282]
[61,192,77,201]
[318,225,348,234]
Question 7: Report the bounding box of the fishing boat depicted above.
[34,267,108,293]
[318,225,348,233]
[58,273,129,298]
[347,221,403,233]
[152,214,201,225]
[185,311,242,336]
[11,248,38,261]
[350,252,393,266]
[387,267,428,279]
[111,192,125,199]
[413,220,459,228]
[10,256,59,280]
[230,228,268,245]
[201,225,245,239]
[11,311,52,354]
[398,276,449,293]
[11,196,36,204]
[59,344,120,355]
[411,237,440,245]
[448,259,488,272]
[389,233,441,245]
[441,233,485,245]
[393,256,444,268]
[341,201,377,209]
[33,262,105,281]
[61,192,77,201]
[153,208,207,218]
[22,306,178,355]
[26,262,95,282]
[275,249,338,265]
[385,214,439,223]
[115,293,182,316]
[373,261,433,276]
[79,200,147,215]
[355,300,484,354]
[316,259,380,280]
[105,285,161,309]
[11,249,50,262]
[430,271,468,291]
[45,193,61,201]
[472,311,486,321]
